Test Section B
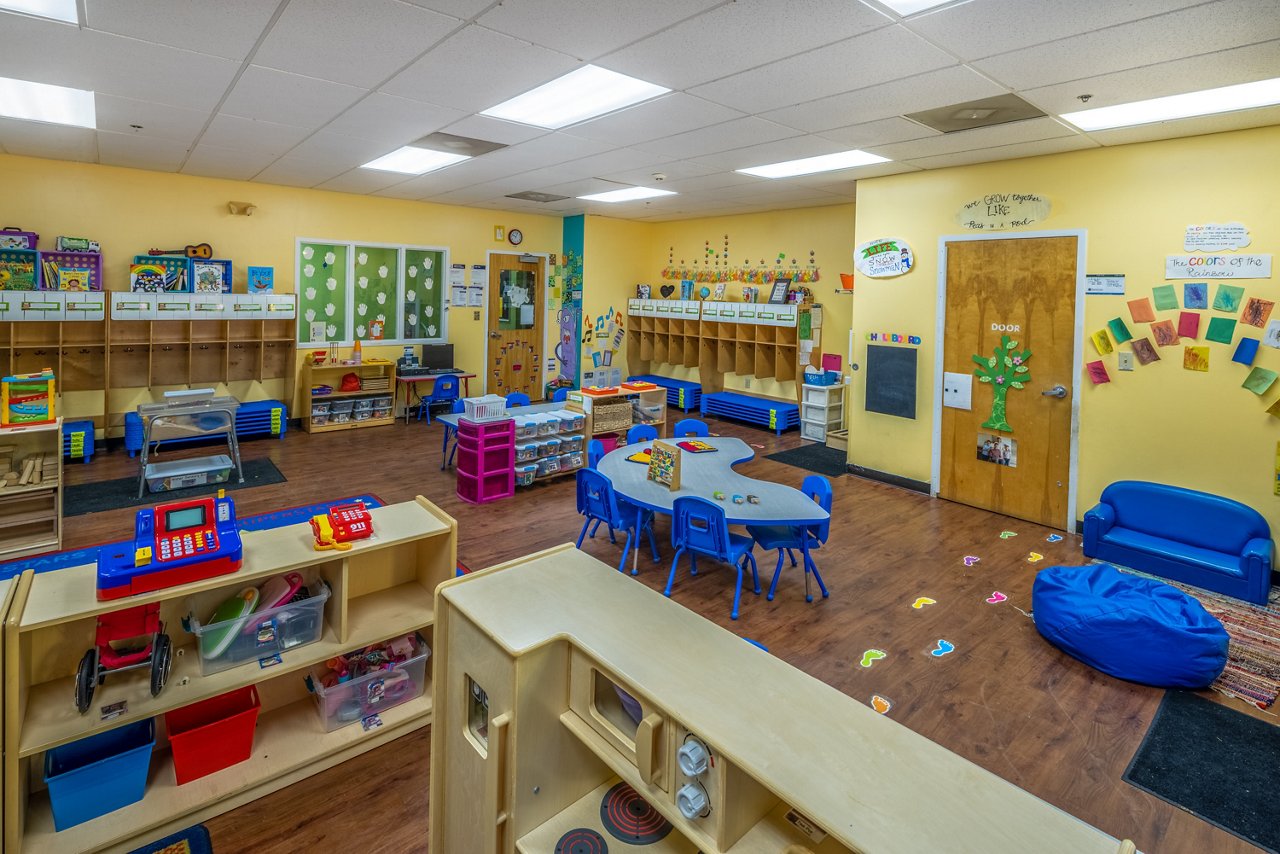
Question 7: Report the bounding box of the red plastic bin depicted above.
[165,686,260,785]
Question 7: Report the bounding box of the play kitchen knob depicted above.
[1041,384,1067,398]
[676,782,709,819]
[677,739,709,776]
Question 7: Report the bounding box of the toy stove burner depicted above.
[600,781,673,845]
[556,827,608,854]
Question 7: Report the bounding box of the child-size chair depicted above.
[626,423,658,444]
[666,496,759,620]
[417,374,460,424]
[587,439,606,469]
[505,392,531,407]
[747,475,831,603]
[673,418,709,437]
[576,469,659,574]
[439,399,465,470]
[551,387,570,402]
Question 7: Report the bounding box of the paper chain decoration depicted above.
[972,334,1032,433]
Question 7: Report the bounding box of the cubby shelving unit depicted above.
[3,496,455,853]
[0,419,62,561]
[302,358,397,433]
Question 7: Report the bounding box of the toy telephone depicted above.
[310,502,373,551]
[97,491,243,600]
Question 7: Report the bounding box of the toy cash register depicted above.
[97,492,243,600]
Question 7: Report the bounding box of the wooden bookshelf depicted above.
[0,420,62,562]
[302,358,397,434]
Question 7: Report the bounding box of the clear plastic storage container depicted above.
[536,455,561,477]
[513,416,538,439]
[514,463,537,486]
[186,575,331,675]
[560,434,583,453]
[515,443,538,462]
[307,633,430,731]
[535,414,558,436]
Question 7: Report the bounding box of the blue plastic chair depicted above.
[551,387,570,402]
[439,399,465,470]
[505,392,531,407]
[417,374,459,423]
[626,424,658,445]
[673,418,709,437]
[666,496,759,620]
[584,439,610,538]
[576,469,659,574]
[747,475,832,603]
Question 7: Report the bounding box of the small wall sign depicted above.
[854,238,914,278]
[957,193,1050,231]
[1185,222,1251,252]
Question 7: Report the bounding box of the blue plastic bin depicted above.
[44,719,154,831]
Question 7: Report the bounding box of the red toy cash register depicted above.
[96,492,243,600]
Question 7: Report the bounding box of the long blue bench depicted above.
[700,392,799,436]
[125,399,288,456]
[628,374,702,412]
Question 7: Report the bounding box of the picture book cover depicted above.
[248,266,274,294]
[130,263,170,293]
[58,266,92,291]
[676,440,717,453]
[193,261,227,293]
[0,255,38,290]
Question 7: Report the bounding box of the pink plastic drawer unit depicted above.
[456,415,515,504]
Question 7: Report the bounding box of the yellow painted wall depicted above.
[582,215,651,381]
[0,153,562,416]
[851,125,1280,525]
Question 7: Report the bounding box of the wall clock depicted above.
[508,228,523,246]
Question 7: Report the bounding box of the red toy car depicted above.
[75,603,172,715]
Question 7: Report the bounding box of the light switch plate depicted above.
[1118,352,1134,371]
[942,371,973,410]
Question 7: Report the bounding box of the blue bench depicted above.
[63,420,95,464]
[125,400,288,456]
[700,392,799,436]
[628,374,702,412]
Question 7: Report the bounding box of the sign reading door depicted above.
[940,237,1077,528]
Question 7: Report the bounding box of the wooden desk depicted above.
[429,546,1135,854]
[396,372,476,424]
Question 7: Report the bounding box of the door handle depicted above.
[1041,384,1067,398]
[489,332,500,339]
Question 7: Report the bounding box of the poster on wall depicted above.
[1165,254,1271,279]
[957,193,1051,231]
[855,238,914,278]
[1185,222,1251,252]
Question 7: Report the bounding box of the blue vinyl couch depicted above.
[1083,481,1274,605]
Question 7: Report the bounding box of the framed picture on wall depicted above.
[768,277,792,305]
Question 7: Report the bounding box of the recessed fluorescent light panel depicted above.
[879,0,955,15]
[360,146,470,175]
[0,76,95,128]
[577,187,676,203]
[737,150,889,179]
[1061,77,1280,131]
[0,0,78,23]
[482,65,670,129]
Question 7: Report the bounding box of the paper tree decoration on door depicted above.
[972,334,1032,433]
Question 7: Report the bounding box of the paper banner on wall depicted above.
[1185,223,1251,252]
[1206,317,1237,345]
[1241,297,1274,329]
[1090,329,1114,356]
[1085,360,1110,385]
[854,238,914,278]
[1166,254,1271,279]
[1242,367,1278,396]
[1183,346,1210,372]
[1178,312,1201,339]
[1131,338,1159,365]
[1233,337,1260,365]
[956,193,1051,231]
[1107,317,1133,344]
[1127,298,1156,323]
[1151,285,1179,311]
[1213,284,1245,313]
[1183,282,1208,309]
[1151,320,1179,347]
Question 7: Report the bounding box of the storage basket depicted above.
[165,686,260,785]
[592,401,633,433]
[39,249,103,291]
[0,226,38,249]
[44,719,155,830]
[804,370,840,386]
[463,394,507,422]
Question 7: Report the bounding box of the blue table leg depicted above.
[440,425,451,471]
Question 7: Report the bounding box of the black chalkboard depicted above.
[864,344,917,420]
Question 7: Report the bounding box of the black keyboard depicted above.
[399,366,460,377]
[426,367,461,375]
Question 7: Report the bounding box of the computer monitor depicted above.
[421,343,454,370]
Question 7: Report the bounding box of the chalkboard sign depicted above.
[865,344,917,420]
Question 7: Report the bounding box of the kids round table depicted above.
[597,436,829,574]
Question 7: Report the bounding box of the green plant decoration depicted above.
[972,334,1032,433]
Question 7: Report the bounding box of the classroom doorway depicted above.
[934,233,1085,530]
[486,252,546,401]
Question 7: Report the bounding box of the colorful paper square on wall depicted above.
[1085,360,1110,385]
[1184,282,1208,309]
[1131,338,1159,365]
[1151,319,1179,347]
[1206,317,1237,345]
[1183,346,1210,372]
[1243,367,1278,396]
[1178,312,1201,339]
[1107,317,1133,343]
[1090,329,1114,356]
[1212,283,1244,313]
[1127,298,1156,323]
[1233,338,1260,365]
[1152,284,1179,311]
[1241,297,1274,329]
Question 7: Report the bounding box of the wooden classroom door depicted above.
[487,253,545,400]
[940,236,1077,528]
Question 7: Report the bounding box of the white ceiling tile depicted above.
[690,26,954,114]
[641,170,767,194]
[597,0,893,89]
[95,131,189,171]
[904,0,1207,61]
[381,25,580,113]
[1084,103,1280,147]
[762,66,1005,132]
[869,117,1079,160]
[371,181,434,199]
[973,0,1280,92]
[551,145,675,177]
[0,119,97,161]
[437,114,550,145]
[220,66,365,127]
[563,94,744,146]
[398,0,494,19]
[285,131,396,167]
[477,0,722,59]
[94,94,210,144]
[534,178,629,197]
[636,117,800,159]
[84,0,282,61]
[690,136,848,172]
[1022,39,1280,115]
[321,93,465,142]
[314,168,410,194]
[254,0,460,88]
[181,143,280,180]
[200,114,314,155]
[815,116,940,148]
[0,16,239,110]
[596,158,720,186]
[498,163,595,189]
[903,135,1099,170]
[253,156,347,188]
[504,132,614,164]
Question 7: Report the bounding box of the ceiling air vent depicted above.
[411,131,507,157]
[505,190,571,203]
[904,94,1046,133]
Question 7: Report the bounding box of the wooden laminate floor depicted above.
[59,416,1272,854]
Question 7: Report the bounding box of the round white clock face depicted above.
[508,228,523,246]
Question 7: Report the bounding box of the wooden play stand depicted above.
[430,546,1137,854]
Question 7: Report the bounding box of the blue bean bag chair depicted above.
[1033,563,1228,688]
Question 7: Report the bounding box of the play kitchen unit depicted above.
[430,546,1138,854]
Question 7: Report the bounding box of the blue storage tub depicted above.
[44,719,155,831]
[62,419,95,463]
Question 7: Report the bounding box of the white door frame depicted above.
[483,250,551,396]
[930,229,1088,533]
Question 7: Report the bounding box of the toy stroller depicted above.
[75,603,173,714]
